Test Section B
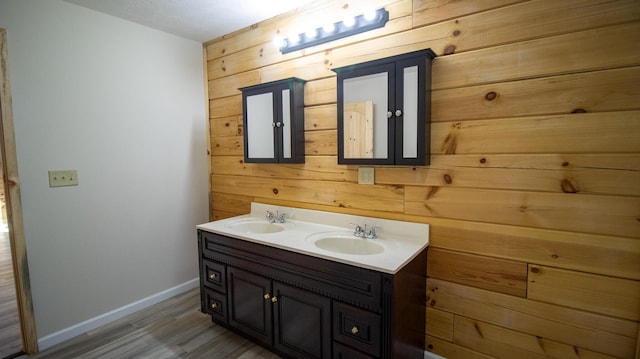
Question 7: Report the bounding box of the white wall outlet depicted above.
[358,167,375,185]
[48,170,78,187]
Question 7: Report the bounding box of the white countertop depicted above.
[197,203,429,274]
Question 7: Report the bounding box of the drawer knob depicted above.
[351,326,359,334]
[211,303,218,309]
[209,273,217,279]
[271,296,278,303]
[264,293,271,299]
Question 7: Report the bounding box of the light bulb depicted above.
[305,28,317,39]
[323,23,335,33]
[288,33,300,44]
[273,35,284,48]
[343,16,356,28]
[364,9,377,21]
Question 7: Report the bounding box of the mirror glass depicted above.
[402,65,418,158]
[281,89,291,158]
[343,72,389,159]
[246,92,275,158]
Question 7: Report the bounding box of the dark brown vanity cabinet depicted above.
[198,229,427,359]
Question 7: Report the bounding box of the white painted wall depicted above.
[0,0,208,344]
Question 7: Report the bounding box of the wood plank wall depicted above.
[204,0,640,357]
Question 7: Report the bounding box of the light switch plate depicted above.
[48,170,78,187]
[358,167,375,185]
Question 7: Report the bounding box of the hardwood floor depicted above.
[16,288,281,359]
[0,229,23,359]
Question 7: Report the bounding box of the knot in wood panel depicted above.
[272,188,279,195]
[444,45,456,55]
[425,187,440,200]
[442,134,458,154]
[484,91,497,101]
[453,30,461,37]
[561,178,579,193]
[473,322,484,338]
[443,174,452,184]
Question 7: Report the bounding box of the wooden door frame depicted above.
[0,28,39,354]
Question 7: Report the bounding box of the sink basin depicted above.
[226,219,286,234]
[307,232,384,255]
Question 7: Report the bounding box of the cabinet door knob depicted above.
[351,326,359,334]
[275,122,283,127]
[211,303,218,309]
[271,296,278,303]
[387,111,393,119]
[209,273,217,279]
[264,293,271,299]
[395,109,403,117]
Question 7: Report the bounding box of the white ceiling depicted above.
[64,0,316,43]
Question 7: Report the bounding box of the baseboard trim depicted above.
[38,278,199,350]
[425,350,447,359]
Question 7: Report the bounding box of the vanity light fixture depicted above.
[278,8,389,54]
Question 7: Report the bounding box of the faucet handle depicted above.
[275,211,287,223]
[350,223,365,237]
[365,225,381,239]
[266,211,275,223]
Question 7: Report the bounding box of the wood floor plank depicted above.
[17,288,281,359]
[0,230,22,359]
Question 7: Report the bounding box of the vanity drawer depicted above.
[333,341,376,358]
[202,259,226,293]
[333,302,381,357]
[203,288,227,323]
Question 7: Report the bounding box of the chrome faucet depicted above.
[266,210,286,223]
[351,223,380,239]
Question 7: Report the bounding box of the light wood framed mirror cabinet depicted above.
[333,49,436,165]
[239,77,306,163]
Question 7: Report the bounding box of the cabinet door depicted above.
[273,282,331,359]
[394,56,429,166]
[240,78,306,164]
[338,62,395,165]
[244,91,277,162]
[227,267,273,346]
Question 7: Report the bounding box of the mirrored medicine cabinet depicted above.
[332,49,436,165]
[239,77,306,163]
